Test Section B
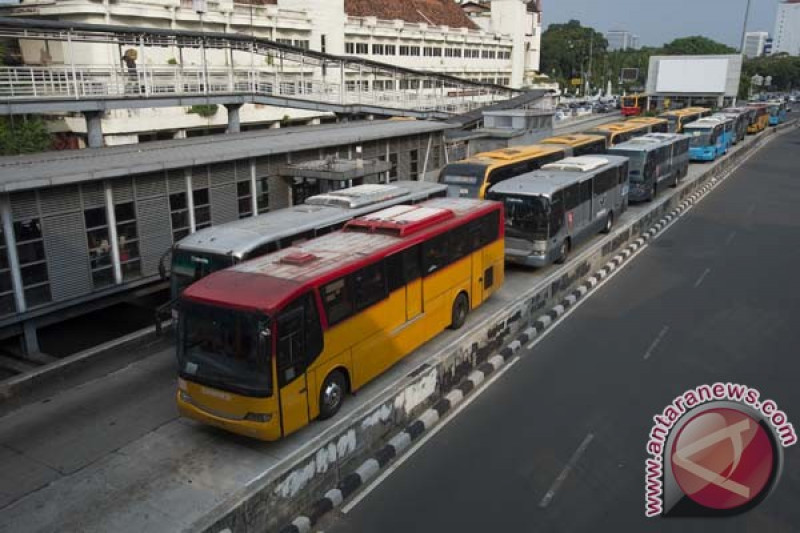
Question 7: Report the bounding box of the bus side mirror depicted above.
[259,328,272,346]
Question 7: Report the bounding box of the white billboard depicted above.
[655,58,729,93]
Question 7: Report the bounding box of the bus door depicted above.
[466,222,486,307]
[275,293,323,436]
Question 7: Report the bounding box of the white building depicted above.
[0,0,542,147]
[606,30,639,51]
[743,31,770,58]
[774,0,800,56]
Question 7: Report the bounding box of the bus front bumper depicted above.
[177,383,282,441]
[689,148,716,161]
[504,248,553,268]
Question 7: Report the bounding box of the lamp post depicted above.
[740,0,752,55]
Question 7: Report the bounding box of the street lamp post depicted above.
[740,0,752,55]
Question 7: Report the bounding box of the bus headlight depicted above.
[244,412,273,423]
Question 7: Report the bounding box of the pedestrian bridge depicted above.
[0,17,519,120]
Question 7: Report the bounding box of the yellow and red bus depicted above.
[176,198,505,440]
[439,145,565,199]
[746,103,769,134]
[626,116,670,134]
[539,133,608,156]
[659,107,711,133]
[621,94,645,116]
[584,121,651,147]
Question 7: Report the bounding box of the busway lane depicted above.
[0,126,784,533]
[322,127,800,533]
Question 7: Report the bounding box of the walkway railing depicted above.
[0,64,502,115]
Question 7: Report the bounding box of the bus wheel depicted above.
[450,292,470,330]
[555,239,570,265]
[601,212,614,234]
[318,370,347,420]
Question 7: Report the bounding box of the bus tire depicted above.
[601,212,614,234]
[450,292,470,330]
[555,239,570,265]
[318,370,348,420]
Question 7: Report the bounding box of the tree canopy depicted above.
[661,36,737,56]
[0,117,53,156]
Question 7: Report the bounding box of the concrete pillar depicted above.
[0,195,25,314]
[84,111,104,148]
[22,321,40,356]
[225,103,243,134]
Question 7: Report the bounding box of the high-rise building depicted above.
[606,30,640,51]
[744,31,770,58]
[0,0,542,146]
[773,0,800,55]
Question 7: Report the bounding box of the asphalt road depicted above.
[324,128,800,533]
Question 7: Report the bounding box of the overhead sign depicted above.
[621,68,639,81]
[571,78,582,86]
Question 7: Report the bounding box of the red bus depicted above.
[621,94,645,117]
[176,198,505,440]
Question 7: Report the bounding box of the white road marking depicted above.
[643,326,670,360]
[725,231,737,245]
[340,355,521,515]
[693,267,712,288]
[538,432,595,508]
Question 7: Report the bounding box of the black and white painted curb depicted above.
[277,131,773,533]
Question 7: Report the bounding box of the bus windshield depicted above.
[610,150,647,182]
[171,249,235,299]
[687,129,713,147]
[493,193,550,241]
[178,302,271,397]
[439,163,487,196]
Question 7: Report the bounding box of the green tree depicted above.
[740,55,800,95]
[541,20,607,92]
[0,116,52,156]
[661,36,736,56]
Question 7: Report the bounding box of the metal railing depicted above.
[0,64,501,114]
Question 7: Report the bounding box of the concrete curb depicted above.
[275,123,796,533]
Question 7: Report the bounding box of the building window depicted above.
[423,79,434,89]
[355,43,368,55]
[115,201,141,281]
[345,42,355,54]
[389,153,398,181]
[238,181,253,219]
[276,38,293,46]
[193,188,211,231]
[14,218,50,308]
[385,44,396,55]
[0,227,15,316]
[372,43,384,55]
[170,192,190,242]
[84,206,114,289]
[256,178,269,214]
[293,39,310,50]
[424,47,442,57]
[445,48,462,58]
[410,149,419,179]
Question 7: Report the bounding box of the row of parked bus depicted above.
[167,102,783,442]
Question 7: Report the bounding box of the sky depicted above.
[543,0,782,48]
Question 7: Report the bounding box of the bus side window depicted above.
[321,277,354,326]
[422,233,450,275]
[450,225,471,260]
[563,183,580,211]
[580,179,592,203]
[387,245,422,291]
[618,163,628,184]
[549,191,564,236]
[352,262,388,311]
[247,240,279,260]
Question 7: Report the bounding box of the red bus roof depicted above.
[182,197,500,314]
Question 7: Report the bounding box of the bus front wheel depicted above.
[601,212,614,234]
[450,292,470,330]
[318,370,348,420]
[555,239,570,265]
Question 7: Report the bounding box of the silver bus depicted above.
[487,155,630,267]
[161,181,446,302]
[719,108,750,144]
[608,134,689,202]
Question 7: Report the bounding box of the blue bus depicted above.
[683,118,728,162]
[710,114,735,150]
[767,101,788,126]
